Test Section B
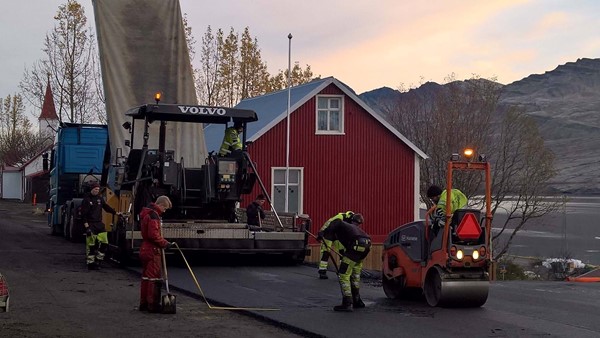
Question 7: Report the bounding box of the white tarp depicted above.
[93,0,206,166]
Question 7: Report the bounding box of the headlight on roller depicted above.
[456,250,464,260]
[472,249,479,260]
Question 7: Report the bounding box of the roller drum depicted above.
[424,267,489,307]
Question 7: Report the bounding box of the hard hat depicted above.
[90,182,100,190]
[233,121,243,129]
[427,185,443,198]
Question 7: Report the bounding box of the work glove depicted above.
[85,224,92,236]
[316,231,324,241]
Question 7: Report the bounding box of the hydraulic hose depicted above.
[172,243,279,311]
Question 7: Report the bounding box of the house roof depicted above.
[1,165,20,172]
[203,76,427,159]
[21,144,53,170]
[39,79,58,120]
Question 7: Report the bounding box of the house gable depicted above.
[245,81,421,242]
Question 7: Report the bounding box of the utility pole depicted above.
[284,33,292,212]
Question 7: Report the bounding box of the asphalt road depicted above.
[0,200,303,338]
[164,263,600,338]
[3,199,600,338]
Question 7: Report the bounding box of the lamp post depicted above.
[284,33,292,212]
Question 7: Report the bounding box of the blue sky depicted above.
[1,0,599,118]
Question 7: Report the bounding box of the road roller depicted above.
[382,149,492,307]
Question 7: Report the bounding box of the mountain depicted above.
[360,58,600,195]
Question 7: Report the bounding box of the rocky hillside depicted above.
[360,58,600,195]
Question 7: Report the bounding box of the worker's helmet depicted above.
[427,185,443,198]
[350,213,364,225]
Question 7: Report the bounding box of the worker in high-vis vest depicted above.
[321,218,371,312]
[317,211,363,279]
[426,185,468,232]
[219,122,244,156]
[79,182,120,270]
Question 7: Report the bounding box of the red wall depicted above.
[245,84,415,243]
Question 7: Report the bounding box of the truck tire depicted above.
[69,211,85,243]
[64,208,72,240]
[49,203,63,236]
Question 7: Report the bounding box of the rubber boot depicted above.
[148,281,163,313]
[318,270,328,280]
[139,280,149,311]
[333,296,353,312]
[351,287,365,308]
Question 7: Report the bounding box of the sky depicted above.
[1,0,599,118]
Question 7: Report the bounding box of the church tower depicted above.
[38,75,59,140]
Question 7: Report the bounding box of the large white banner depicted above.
[93,0,206,167]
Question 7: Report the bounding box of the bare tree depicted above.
[239,27,270,99]
[187,23,318,106]
[271,62,317,91]
[218,28,240,107]
[20,0,102,123]
[487,107,561,259]
[380,75,560,260]
[0,94,49,166]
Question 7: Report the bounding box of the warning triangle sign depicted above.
[456,213,481,240]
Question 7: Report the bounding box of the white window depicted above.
[316,95,344,134]
[271,167,303,214]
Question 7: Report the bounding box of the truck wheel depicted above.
[50,208,64,236]
[69,212,84,243]
[63,208,71,240]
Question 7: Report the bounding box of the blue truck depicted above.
[47,123,109,242]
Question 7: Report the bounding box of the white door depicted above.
[2,172,23,200]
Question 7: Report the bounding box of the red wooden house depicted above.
[204,77,427,268]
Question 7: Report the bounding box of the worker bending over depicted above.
[317,211,363,279]
[321,218,371,312]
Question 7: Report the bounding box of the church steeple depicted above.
[38,74,59,138]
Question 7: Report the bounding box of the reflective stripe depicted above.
[141,277,163,282]
[353,238,371,252]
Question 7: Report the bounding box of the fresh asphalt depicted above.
[155,255,600,338]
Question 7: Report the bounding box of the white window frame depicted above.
[271,167,304,214]
[315,95,344,135]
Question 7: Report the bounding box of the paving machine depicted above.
[381,149,492,307]
[107,97,309,263]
